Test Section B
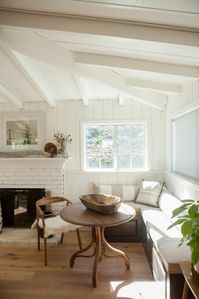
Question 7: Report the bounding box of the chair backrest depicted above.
[36,196,72,217]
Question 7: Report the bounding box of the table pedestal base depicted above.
[70,227,130,287]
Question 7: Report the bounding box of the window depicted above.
[172,107,199,181]
[82,122,147,171]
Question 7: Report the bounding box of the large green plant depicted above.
[168,199,199,265]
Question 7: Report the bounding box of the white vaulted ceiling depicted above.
[0,0,199,110]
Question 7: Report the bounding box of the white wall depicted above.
[0,98,165,201]
[165,79,199,200]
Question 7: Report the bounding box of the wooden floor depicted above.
[0,231,164,299]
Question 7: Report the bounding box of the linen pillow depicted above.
[135,180,164,207]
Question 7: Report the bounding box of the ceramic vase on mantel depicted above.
[58,140,68,158]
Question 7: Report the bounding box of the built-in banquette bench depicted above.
[95,183,191,299]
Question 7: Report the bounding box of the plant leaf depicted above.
[167,218,188,230]
[188,204,199,218]
[191,249,199,265]
[181,220,192,236]
[181,199,195,203]
[171,203,191,217]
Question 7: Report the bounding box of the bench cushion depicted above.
[157,237,191,273]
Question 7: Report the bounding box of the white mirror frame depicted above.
[0,112,45,151]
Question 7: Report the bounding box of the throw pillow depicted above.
[135,180,164,207]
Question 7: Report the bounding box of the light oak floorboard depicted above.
[0,231,163,299]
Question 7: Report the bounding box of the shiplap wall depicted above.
[165,80,199,200]
[0,98,165,201]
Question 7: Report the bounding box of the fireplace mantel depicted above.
[0,157,71,169]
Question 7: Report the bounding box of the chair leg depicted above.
[37,227,40,251]
[76,228,82,249]
[60,232,64,243]
[44,237,48,266]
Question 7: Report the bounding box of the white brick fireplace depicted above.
[0,158,68,231]
[0,158,67,196]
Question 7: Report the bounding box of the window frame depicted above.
[81,120,150,172]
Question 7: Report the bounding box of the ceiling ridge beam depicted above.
[0,10,199,47]
[0,6,199,31]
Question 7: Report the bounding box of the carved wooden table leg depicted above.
[101,227,130,269]
[92,227,101,287]
[70,234,95,267]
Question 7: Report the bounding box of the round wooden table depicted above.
[60,202,136,287]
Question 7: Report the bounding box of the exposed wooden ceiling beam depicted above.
[0,81,23,108]
[0,29,165,110]
[74,52,199,78]
[13,52,56,107]
[72,75,89,106]
[76,64,167,110]
[0,9,199,47]
[125,78,181,93]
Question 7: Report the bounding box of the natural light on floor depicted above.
[110,280,165,299]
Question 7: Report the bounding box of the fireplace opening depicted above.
[0,188,45,228]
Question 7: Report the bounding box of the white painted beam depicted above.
[125,78,181,93]
[72,75,89,106]
[0,81,23,108]
[75,52,199,78]
[13,52,56,107]
[0,9,199,47]
[77,65,167,110]
[0,29,165,110]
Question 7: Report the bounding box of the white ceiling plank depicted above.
[0,29,165,110]
[0,81,23,108]
[125,78,181,93]
[73,75,89,106]
[0,9,199,47]
[74,52,199,78]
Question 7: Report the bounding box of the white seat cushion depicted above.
[157,237,191,265]
[32,215,80,238]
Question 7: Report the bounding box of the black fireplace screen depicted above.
[0,188,45,228]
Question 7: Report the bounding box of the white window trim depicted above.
[80,120,150,172]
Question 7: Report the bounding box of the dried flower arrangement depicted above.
[54,132,72,157]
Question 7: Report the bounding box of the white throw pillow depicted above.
[122,185,137,202]
[135,180,164,207]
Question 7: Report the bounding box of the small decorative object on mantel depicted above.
[54,131,72,158]
[44,143,57,158]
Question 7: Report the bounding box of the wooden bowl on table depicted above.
[79,193,122,215]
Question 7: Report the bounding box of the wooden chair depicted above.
[35,196,82,266]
